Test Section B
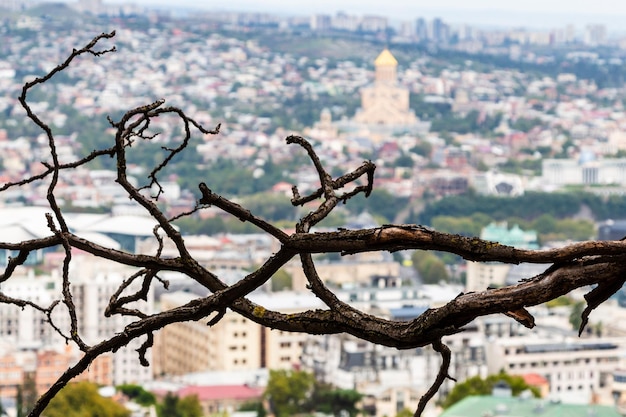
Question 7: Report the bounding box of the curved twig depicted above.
[415,340,454,417]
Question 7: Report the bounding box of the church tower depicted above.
[353,49,418,127]
[374,49,398,85]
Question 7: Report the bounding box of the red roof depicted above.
[177,385,264,401]
[522,373,549,386]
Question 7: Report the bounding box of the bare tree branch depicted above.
[415,340,455,417]
[2,31,624,417]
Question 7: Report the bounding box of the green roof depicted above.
[481,222,539,249]
[440,396,621,417]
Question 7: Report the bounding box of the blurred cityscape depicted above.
[3,1,626,417]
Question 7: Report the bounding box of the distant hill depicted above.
[25,2,83,19]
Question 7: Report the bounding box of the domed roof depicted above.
[374,48,398,66]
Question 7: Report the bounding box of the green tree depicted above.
[510,117,543,132]
[44,382,130,417]
[238,401,267,417]
[396,408,415,417]
[241,193,297,222]
[531,214,557,235]
[441,371,540,409]
[271,268,293,292]
[347,189,409,223]
[394,153,414,168]
[554,219,594,241]
[158,393,180,417]
[173,216,220,235]
[265,370,315,417]
[431,215,488,237]
[411,251,450,284]
[309,383,362,417]
[545,295,574,308]
[17,374,38,417]
[177,395,203,417]
[156,393,202,417]
[569,300,586,331]
[409,141,433,158]
[116,384,156,406]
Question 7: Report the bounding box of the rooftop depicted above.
[374,49,398,67]
[440,395,621,417]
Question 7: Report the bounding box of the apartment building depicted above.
[0,272,66,348]
[68,256,155,385]
[0,254,154,390]
[486,337,626,404]
[154,291,325,376]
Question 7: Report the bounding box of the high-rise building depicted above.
[69,256,154,385]
[584,24,607,46]
[431,18,450,44]
[415,18,428,41]
[310,14,331,31]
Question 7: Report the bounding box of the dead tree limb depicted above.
[1,32,624,417]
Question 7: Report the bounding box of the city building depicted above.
[486,337,626,404]
[176,384,264,416]
[473,170,525,196]
[68,256,155,386]
[301,324,486,417]
[598,220,626,241]
[542,158,626,188]
[154,291,325,376]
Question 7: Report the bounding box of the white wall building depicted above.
[486,337,626,404]
[542,158,626,187]
[0,271,66,349]
[68,255,155,385]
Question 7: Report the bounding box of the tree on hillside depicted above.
[6,32,626,417]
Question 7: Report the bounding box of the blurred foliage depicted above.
[44,382,130,417]
[411,251,450,284]
[264,370,362,417]
[441,371,541,409]
[265,370,315,417]
[271,268,293,292]
[157,392,202,417]
[347,189,409,223]
[116,384,156,406]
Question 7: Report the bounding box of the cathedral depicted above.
[353,49,419,126]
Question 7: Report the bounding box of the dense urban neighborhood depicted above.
[3,1,626,417]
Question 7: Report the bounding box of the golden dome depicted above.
[374,49,398,66]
